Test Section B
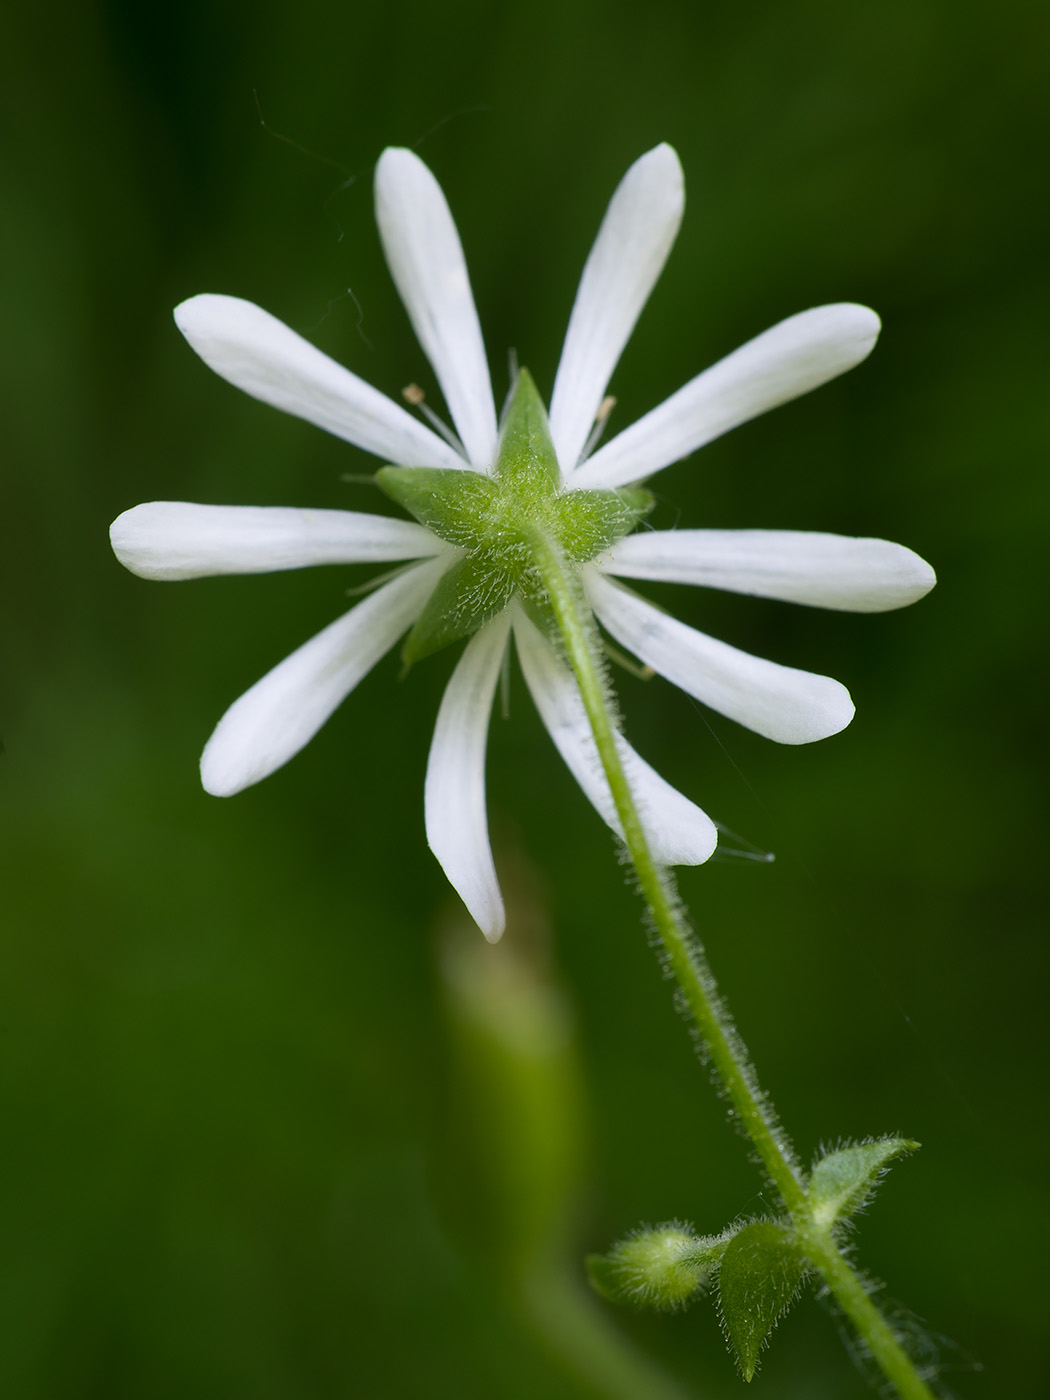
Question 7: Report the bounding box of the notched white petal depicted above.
[586,570,854,745]
[375,148,498,472]
[200,557,447,797]
[600,530,936,612]
[175,294,467,471]
[513,611,717,865]
[550,144,684,476]
[425,613,512,941]
[110,502,444,580]
[573,304,881,490]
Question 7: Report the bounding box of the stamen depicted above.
[602,638,655,681]
[499,639,513,720]
[580,395,618,462]
[711,821,775,865]
[343,562,419,597]
[499,349,521,424]
[402,383,468,456]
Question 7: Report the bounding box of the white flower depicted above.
[111,143,935,940]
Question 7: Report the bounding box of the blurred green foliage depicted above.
[2,0,1048,1395]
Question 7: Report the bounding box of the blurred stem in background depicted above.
[437,858,689,1400]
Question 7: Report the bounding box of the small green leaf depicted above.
[717,1221,807,1381]
[587,1224,729,1312]
[808,1137,919,1228]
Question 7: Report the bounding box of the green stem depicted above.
[530,534,935,1400]
[799,1230,934,1400]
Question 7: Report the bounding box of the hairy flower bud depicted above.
[587,1223,729,1311]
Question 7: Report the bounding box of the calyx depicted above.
[378,369,652,662]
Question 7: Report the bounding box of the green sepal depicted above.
[717,1220,808,1381]
[807,1137,920,1228]
[494,367,561,490]
[376,466,500,547]
[553,486,655,563]
[587,1224,730,1313]
[402,554,515,665]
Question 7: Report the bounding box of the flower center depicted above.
[377,370,653,663]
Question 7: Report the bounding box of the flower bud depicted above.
[587,1223,724,1311]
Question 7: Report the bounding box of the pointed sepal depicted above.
[401,553,515,664]
[376,466,500,546]
[717,1220,808,1381]
[495,368,562,490]
[807,1137,920,1228]
[556,486,655,562]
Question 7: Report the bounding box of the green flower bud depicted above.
[587,1222,728,1311]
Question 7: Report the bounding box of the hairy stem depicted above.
[531,535,935,1400]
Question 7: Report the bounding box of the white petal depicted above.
[600,530,936,612]
[513,611,717,865]
[425,613,511,942]
[375,148,498,472]
[585,570,854,745]
[175,294,467,470]
[549,145,684,476]
[110,502,445,580]
[572,304,882,490]
[200,556,447,796]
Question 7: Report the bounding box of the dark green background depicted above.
[3,1,1047,1396]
